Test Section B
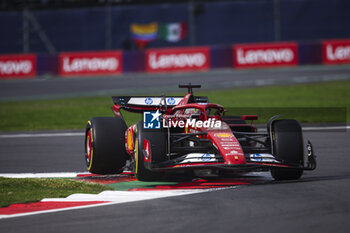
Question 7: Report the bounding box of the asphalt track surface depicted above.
[1,66,350,232]
[0,129,350,233]
[1,65,350,101]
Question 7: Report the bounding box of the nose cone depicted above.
[207,131,246,165]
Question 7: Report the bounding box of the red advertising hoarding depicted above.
[0,54,36,79]
[59,51,123,76]
[322,39,350,65]
[233,42,298,69]
[146,47,210,73]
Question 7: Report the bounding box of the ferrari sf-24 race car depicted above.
[84,84,316,181]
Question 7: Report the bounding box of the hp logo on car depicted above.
[201,154,213,162]
[145,98,153,105]
[167,97,176,105]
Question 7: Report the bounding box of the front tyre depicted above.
[134,121,165,181]
[85,117,128,174]
[270,119,304,180]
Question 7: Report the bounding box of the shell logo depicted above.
[127,130,134,151]
[214,133,233,138]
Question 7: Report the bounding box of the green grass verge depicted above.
[0,177,113,208]
[0,80,349,131]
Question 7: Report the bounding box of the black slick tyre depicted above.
[134,121,165,181]
[270,119,304,180]
[85,117,128,174]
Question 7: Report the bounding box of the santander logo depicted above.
[236,48,294,64]
[0,60,33,75]
[148,52,206,69]
[63,57,119,72]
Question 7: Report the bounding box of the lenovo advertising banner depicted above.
[233,42,298,68]
[146,47,210,73]
[323,39,350,65]
[0,54,36,78]
[59,51,123,76]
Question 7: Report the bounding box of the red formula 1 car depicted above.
[85,84,316,181]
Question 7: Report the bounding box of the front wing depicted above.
[145,141,316,173]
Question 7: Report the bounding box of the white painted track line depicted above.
[0,172,89,178]
[0,190,211,220]
[302,125,350,131]
[257,125,349,132]
[0,132,84,138]
[41,190,209,203]
[0,202,114,220]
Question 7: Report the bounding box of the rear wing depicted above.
[112,96,209,113]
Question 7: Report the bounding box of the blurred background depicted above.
[0,0,350,131]
[1,0,350,77]
[1,0,349,53]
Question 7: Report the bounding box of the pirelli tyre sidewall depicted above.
[85,117,128,174]
[134,121,165,181]
[270,119,304,180]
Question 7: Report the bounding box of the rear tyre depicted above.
[270,119,304,180]
[134,121,165,181]
[85,117,128,174]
